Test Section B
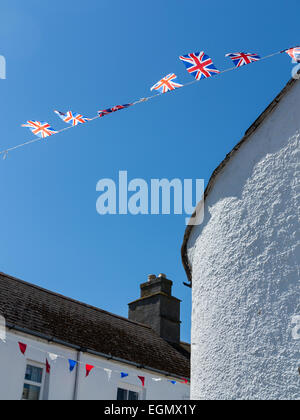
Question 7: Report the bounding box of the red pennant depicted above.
[18,342,27,355]
[138,376,145,387]
[181,378,189,384]
[85,364,94,377]
[46,358,51,374]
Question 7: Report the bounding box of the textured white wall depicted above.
[0,331,190,400]
[187,80,300,400]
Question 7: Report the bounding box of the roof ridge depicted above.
[0,271,152,330]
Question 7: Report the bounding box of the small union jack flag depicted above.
[98,104,132,117]
[284,46,300,62]
[21,121,58,138]
[54,110,90,126]
[225,52,261,68]
[179,51,220,80]
[150,73,183,94]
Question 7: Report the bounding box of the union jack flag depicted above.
[150,73,183,94]
[225,52,261,67]
[21,121,58,138]
[284,46,300,62]
[179,51,220,80]
[98,104,132,117]
[54,110,90,126]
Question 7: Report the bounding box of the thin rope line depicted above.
[0,49,286,158]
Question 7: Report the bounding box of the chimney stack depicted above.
[128,274,181,344]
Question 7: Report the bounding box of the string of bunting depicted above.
[0,46,299,159]
[0,333,189,386]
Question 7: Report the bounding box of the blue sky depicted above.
[0,0,299,343]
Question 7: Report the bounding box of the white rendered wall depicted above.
[187,80,300,400]
[0,331,190,400]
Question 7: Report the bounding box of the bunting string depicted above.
[0,331,189,386]
[0,46,298,159]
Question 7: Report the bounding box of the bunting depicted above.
[69,360,77,372]
[4,335,189,389]
[48,353,58,361]
[138,376,145,387]
[150,74,183,93]
[18,342,27,355]
[0,45,297,159]
[54,110,90,126]
[179,51,220,80]
[225,52,261,67]
[284,46,300,62]
[86,364,94,377]
[46,358,51,374]
[98,104,132,118]
[104,368,112,381]
[21,121,57,139]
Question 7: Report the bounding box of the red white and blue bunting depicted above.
[0,46,299,159]
[0,335,189,386]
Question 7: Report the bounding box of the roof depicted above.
[0,272,190,378]
[181,77,299,283]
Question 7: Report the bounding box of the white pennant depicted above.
[152,377,162,382]
[48,353,58,361]
[104,368,112,381]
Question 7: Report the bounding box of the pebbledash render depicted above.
[182,77,300,400]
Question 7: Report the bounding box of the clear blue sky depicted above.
[0,0,299,343]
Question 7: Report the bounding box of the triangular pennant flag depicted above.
[169,380,176,385]
[104,368,112,381]
[152,377,162,382]
[48,353,58,361]
[18,342,27,355]
[121,372,128,378]
[68,360,77,372]
[85,364,94,377]
[46,358,51,374]
[138,376,145,387]
[181,378,189,384]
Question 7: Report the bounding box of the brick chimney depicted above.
[128,274,181,344]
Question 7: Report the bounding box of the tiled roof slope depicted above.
[0,272,190,378]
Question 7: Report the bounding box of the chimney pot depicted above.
[148,274,156,282]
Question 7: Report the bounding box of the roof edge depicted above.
[0,271,152,330]
[181,77,298,284]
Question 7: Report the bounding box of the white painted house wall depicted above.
[0,331,190,400]
[187,80,300,400]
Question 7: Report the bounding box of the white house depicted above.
[0,272,190,400]
[182,77,300,400]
